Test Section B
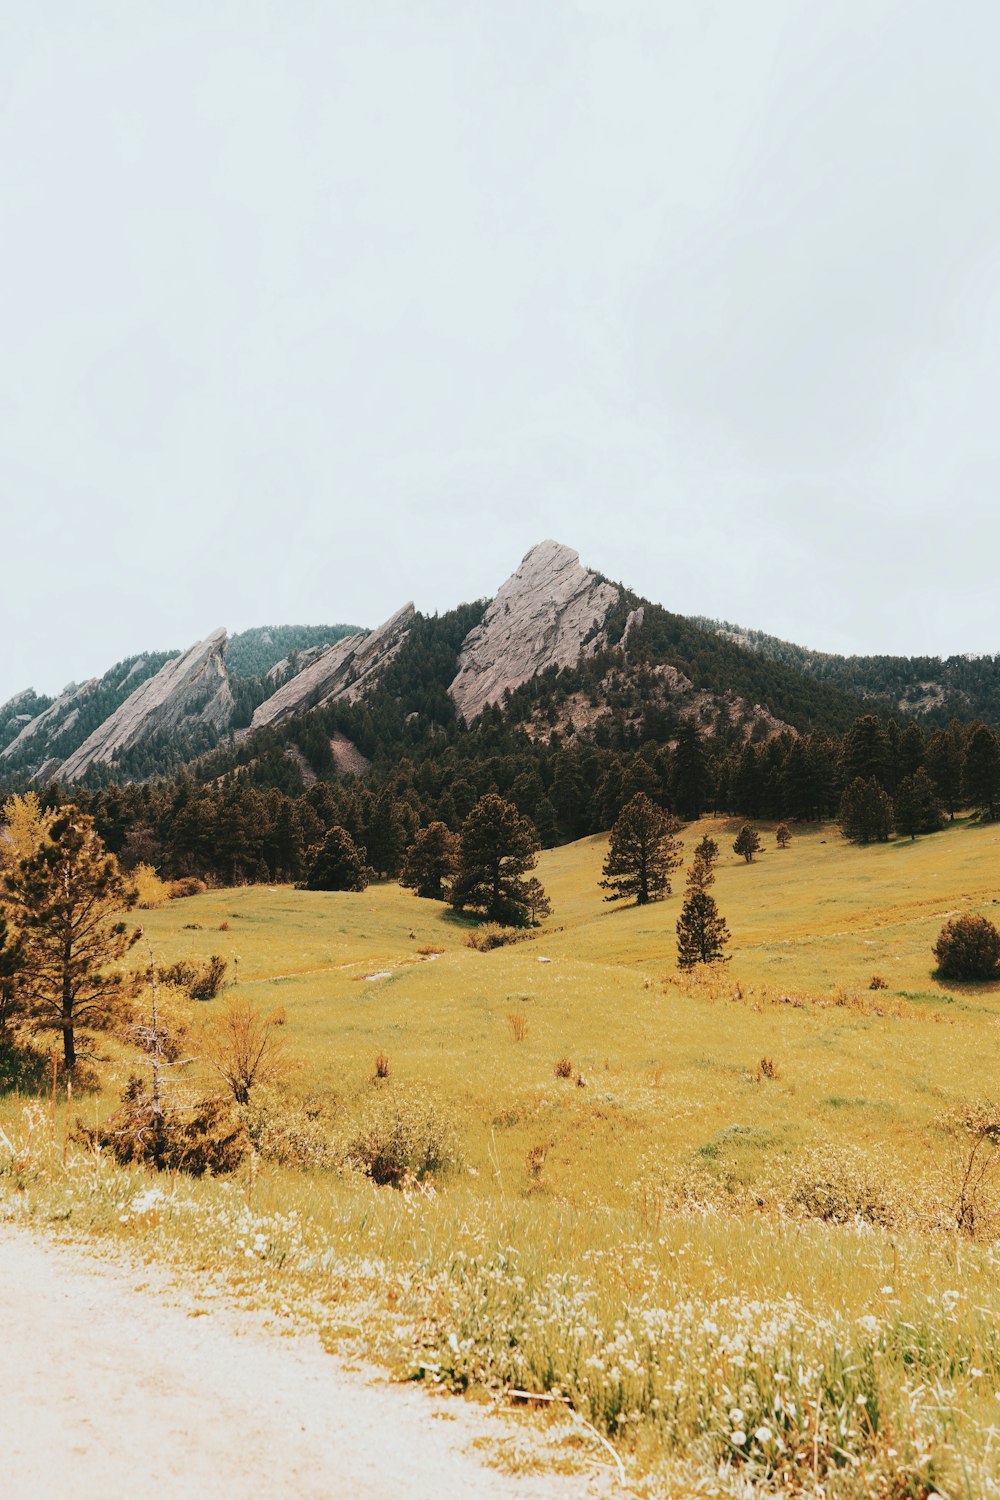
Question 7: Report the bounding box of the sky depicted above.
[2,1,999,702]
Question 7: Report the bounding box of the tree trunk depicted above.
[62,1024,75,1071]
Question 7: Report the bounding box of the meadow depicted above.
[3,816,1000,1497]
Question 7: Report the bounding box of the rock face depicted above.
[1,682,97,763]
[251,604,414,731]
[449,541,620,722]
[58,630,233,782]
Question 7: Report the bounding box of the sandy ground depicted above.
[0,1225,613,1500]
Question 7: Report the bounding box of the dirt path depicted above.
[0,1226,611,1500]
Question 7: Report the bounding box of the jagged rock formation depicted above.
[449,541,620,722]
[1,682,96,763]
[58,630,233,782]
[250,604,415,731]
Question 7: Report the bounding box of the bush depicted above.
[0,1037,50,1095]
[131,863,170,908]
[786,1146,895,1226]
[169,877,206,899]
[243,1086,339,1169]
[161,955,228,1001]
[76,1077,247,1175]
[465,924,524,952]
[554,1055,573,1078]
[933,913,1000,981]
[346,1090,462,1186]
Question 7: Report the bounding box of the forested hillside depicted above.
[226,624,359,679]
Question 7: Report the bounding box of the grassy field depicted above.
[4,815,1000,1496]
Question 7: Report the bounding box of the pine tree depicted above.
[676,855,730,968]
[893,769,943,839]
[450,795,551,927]
[399,822,457,899]
[925,722,964,821]
[838,777,893,844]
[671,722,711,819]
[775,823,791,849]
[732,823,763,863]
[302,826,371,892]
[962,724,1000,822]
[4,808,140,1071]
[600,793,683,906]
[365,790,408,878]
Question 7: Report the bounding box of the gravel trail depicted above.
[0,1225,609,1499]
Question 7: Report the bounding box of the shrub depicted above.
[466,924,524,952]
[346,1090,461,1186]
[169,877,206,899]
[243,1086,338,1169]
[553,1055,573,1078]
[933,913,1000,981]
[373,1050,391,1080]
[869,975,888,990]
[76,1077,247,1175]
[786,1146,894,1226]
[202,998,285,1105]
[0,1037,49,1095]
[941,1100,1000,1237]
[161,955,228,1001]
[131,863,170,909]
[756,1056,778,1081]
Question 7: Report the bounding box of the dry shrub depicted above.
[218,920,231,932]
[268,1005,287,1027]
[507,1011,528,1042]
[169,876,206,900]
[346,1089,461,1186]
[525,1142,548,1180]
[786,1145,896,1226]
[0,1036,50,1095]
[202,998,284,1105]
[417,944,445,956]
[373,1050,391,1080]
[243,1086,338,1169]
[77,1076,247,1176]
[131,863,170,909]
[553,1055,572,1078]
[869,974,888,990]
[467,924,524,952]
[941,1100,1000,1237]
[756,1056,779,1081]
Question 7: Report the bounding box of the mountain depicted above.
[692,617,1000,726]
[5,537,998,792]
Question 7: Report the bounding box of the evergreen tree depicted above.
[893,769,943,839]
[671,722,711,819]
[399,822,457,899]
[450,795,550,927]
[732,823,763,863]
[600,793,683,906]
[962,724,1000,822]
[302,826,371,892]
[4,808,140,1071]
[925,722,964,821]
[676,855,730,968]
[838,777,893,844]
[840,715,892,791]
[775,822,791,848]
[365,790,408,878]
[693,834,719,866]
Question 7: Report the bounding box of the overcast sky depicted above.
[2,1,998,701]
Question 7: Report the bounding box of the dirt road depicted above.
[0,1225,609,1499]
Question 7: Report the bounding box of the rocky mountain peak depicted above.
[449,540,621,722]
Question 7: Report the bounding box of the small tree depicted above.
[4,808,140,1071]
[934,914,1000,982]
[775,823,791,849]
[733,824,763,863]
[0,912,25,1042]
[302,826,371,891]
[676,856,730,968]
[694,834,719,866]
[451,795,551,927]
[600,793,683,906]
[400,822,458,899]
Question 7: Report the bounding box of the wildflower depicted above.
[729,1408,744,1424]
[731,1430,746,1447]
[754,1425,773,1444]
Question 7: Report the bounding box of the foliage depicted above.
[774,823,791,848]
[465,924,525,952]
[838,777,893,844]
[160,955,228,1002]
[76,1076,247,1175]
[732,823,763,863]
[676,854,730,968]
[933,913,1000,981]
[893,768,943,838]
[399,822,457,899]
[3,808,140,1069]
[450,794,550,927]
[302,826,371,892]
[600,792,683,905]
[345,1088,462,1185]
[225,624,358,679]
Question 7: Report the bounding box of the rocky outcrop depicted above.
[449,541,620,722]
[251,604,414,731]
[1,682,97,762]
[58,630,233,782]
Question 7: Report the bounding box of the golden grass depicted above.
[5,814,1000,1495]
